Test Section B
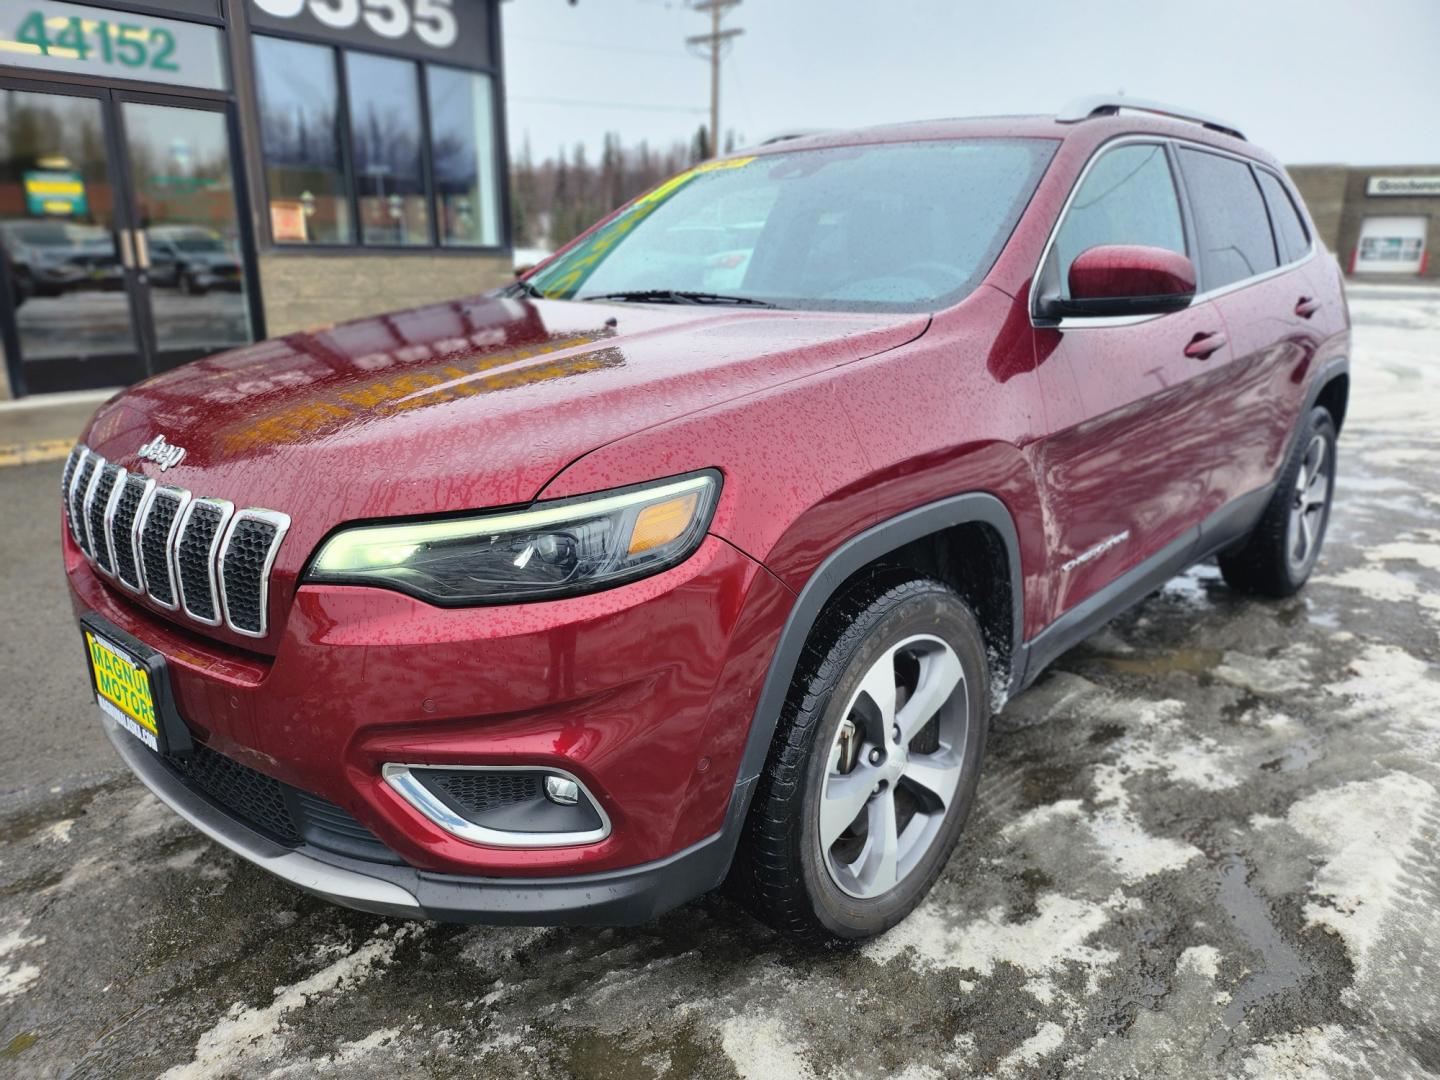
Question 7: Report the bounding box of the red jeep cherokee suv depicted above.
[64,99,1349,942]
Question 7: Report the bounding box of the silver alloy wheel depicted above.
[1287,433,1331,573]
[819,633,969,899]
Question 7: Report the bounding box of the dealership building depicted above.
[1289,166,1440,281]
[1,0,511,399]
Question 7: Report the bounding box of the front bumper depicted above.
[104,712,751,923]
[67,521,793,887]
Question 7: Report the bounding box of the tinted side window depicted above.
[1255,170,1311,264]
[1178,149,1278,288]
[1051,144,1186,298]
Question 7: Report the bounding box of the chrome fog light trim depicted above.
[381,763,611,848]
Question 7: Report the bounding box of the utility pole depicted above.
[686,0,742,157]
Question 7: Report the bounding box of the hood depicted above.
[82,294,926,629]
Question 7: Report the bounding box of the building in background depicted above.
[0,0,511,399]
[1289,165,1438,281]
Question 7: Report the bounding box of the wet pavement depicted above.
[2,283,1438,1079]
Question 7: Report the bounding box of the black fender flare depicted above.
[733,490,1024,787]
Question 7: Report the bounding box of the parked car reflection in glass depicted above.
[0,219,121,306]
[145,226,243,295]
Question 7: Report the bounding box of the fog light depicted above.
[544,775,580,805]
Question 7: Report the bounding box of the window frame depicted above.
[248,27,508,256]
[1252,166,1313,267]
[1030,134,1318,328]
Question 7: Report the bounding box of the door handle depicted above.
[1184,331,1227,360]
[1295,296,1322,318]
[134,229,151,270]
[117,228,135,270]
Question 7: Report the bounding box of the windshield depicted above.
[528,138,1056,312]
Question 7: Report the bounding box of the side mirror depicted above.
[1040,244,1196,319]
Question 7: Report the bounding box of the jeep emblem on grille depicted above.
[137,434,186,471]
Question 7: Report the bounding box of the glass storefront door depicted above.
[0,85,146,392]
[117,98,255,370]
[0,81,259,395]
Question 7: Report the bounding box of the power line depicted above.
[685,0,742,156]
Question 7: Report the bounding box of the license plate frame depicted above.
[80,612,193,757]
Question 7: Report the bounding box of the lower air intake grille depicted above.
[431,771,542,814]
[165,741,300,843]
[87,463,121,573]
[111,475,151,590]
[162,743,399,863]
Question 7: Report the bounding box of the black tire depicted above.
[732,576,990,944]
[1219,406,1337,598]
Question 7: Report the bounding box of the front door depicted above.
[0,81,259,396]
[1030,140,1235,624]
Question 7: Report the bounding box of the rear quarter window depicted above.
[1255,169,1312,264]
[1177,148,1279,289]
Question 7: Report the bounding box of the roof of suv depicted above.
[745,102,1269,166]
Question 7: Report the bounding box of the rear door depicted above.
[1177,148,1323,507]
[1031,140,1235,623]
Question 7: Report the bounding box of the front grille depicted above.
[71,454,100,555]
[176,500,229,623]
[87,463,121,574]
[110,474,152,591]
[69,442,290,638]
[162,742,398,864]
[431,771,542,814]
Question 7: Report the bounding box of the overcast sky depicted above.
[502,0,1440,165]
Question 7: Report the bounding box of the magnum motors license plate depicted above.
[84,629,161,752]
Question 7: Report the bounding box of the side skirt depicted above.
[1014,481,1275,690]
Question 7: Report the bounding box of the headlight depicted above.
[305,471,720,605]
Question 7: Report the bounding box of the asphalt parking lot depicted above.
[1,282,1437,1079]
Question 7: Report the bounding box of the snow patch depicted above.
[1241,1024,1356,1079]
[1213,650,1310,695]
[1176,944,1221,981]
[160,925,417,1079]
[719,1011,815,1080]
[994,1021,1065,1077]
[1287,772,1435,980]
[0,919,45,1004]
[864,890,1131,985]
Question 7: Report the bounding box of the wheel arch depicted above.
[1314,368,1349,433]
[733,491,1023,789]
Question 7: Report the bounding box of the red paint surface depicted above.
[1067,244,1196,300]
[67,113,1351,878]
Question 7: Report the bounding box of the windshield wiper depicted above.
[582,289,775,308]
[502,278,545,299]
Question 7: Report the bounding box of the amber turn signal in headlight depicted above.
[305,472,720,605]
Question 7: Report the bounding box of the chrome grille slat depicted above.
[65,443,288,639]
[87,463,122,575]
[218,510,290,638]
[110,474,154,592]
[80,455,108,559]
[174,497,234,626]
[72,453,100,556]
[138,487,189,610]
[61,446,84,544]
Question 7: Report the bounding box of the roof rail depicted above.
[1057,96,1246,141]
